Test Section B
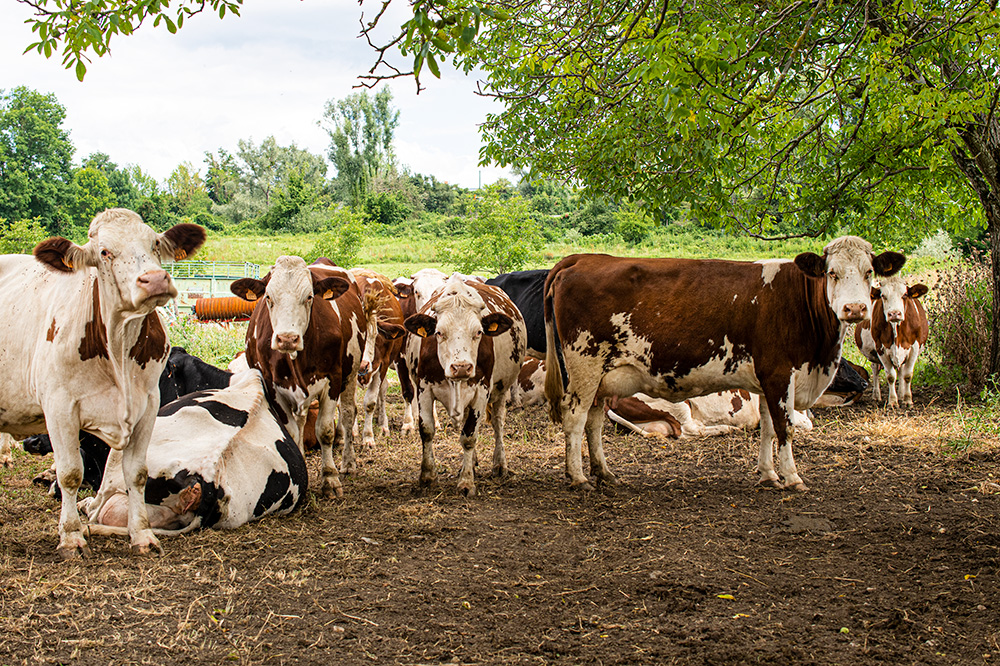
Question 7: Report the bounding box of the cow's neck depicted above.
[804,274,848,364]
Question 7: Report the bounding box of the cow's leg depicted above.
[417,388,438,488]
[377,368,391,438]
[488,393,509,479]
[46,422,89,558]
[900,345,920,406]
[318,394,344,497]
[361,374,380,450]
[870,359,882,402]
[884,358,899,407]
[761,382,807,492]
[120,407,162,555]
[457,405,482,497]
[0,432,13,467]
[561,394,597,491]
[585,403,616,486]
[756,400,781,489]
[397,359,417,434]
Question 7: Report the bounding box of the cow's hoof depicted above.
[490,465,510,479]
[457,483,477,498]
[758,478,784,490]
[321,483,344,499]
[785,482,809,493]
[594,472,618,487]
[570,480,596,492]
[131,541,164,557]
[57,539,91,560]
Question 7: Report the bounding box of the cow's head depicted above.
[357,289,406,381]
[871,275,928,324]
[793,236,905,323]
[231,256,350,357]
[34,209,205,313]
[405,275,513,381]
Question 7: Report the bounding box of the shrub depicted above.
[306,207,367,268]
[910,229,954,260]
[363,191,411,226]
[927,252,994,391]
[614,202,652,246]
[0,217,49,254]
[446,185,543,275]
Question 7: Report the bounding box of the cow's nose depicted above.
[274,333,301,351]
[841,302,867,322]
[449,362,474,379]
[358,360,371,377]
[887,310,904,322]
[137,270,170,297]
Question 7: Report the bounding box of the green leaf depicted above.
[75,60,87,81]
[427,52,441,78]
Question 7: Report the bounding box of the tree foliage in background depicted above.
[0,217,49,254]
[63,166,114,235]
[0,86,74,234]
[445,184,542,275]
[307,207,367,268]
[323,88,399,207]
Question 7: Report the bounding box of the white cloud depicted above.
[0,0,512,189]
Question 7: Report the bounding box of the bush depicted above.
[0,217,49,254]
[927,252,994,391]
[614,202,652,246]
[363,191,410,226]
[306,207,367,268]
[444,185,543,275]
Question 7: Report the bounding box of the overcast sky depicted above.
[0,0,513,189]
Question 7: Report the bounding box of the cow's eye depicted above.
[827,271,839,281]
[100,249,112,260]
[865,270,873,279]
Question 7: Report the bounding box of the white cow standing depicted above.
[0,209,205,557]
[404,275,526,496]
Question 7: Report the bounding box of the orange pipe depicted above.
[194,296,256,321]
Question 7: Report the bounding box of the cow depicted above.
[0,433,14,467]
[606,390,815,439]
[544,236,905,492]
[231,256,369,497]
[79,369,307,534]
[403,274,527,496]
[854,275,929,407]
[0,208,205,557]
[486,269,548,358]
[393,269,452,434]
[348,268,407,460]
[510,357,547,408]
[812,358,869,408]
[25,346,235,494]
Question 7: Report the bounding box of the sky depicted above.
[0,0,513,189]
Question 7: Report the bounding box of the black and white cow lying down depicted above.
[79,369,307,535]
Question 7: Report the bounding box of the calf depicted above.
[232,256,367,497]
[855,276,929,407]
[486,269,548,358]
[80,370,307,534]
[348,269,406,463]
[544,236,904,491]
[0,208,204,557]
[404,274,527,496]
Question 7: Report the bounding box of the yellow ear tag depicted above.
[323,289,334,300]
[62,257,73,269]
[417,327,428,337]
[174,249,188,261]
[245,291,258,301]
[487,322,499,332]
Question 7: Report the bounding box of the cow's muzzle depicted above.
[447,362,474,380]
[840,302,868,323]
[273,332,302,353]
[137,270,173,298]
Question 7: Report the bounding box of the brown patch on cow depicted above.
[46,318,58,342]
[79,281,109,361]
[129,312,169,368]
[730,391,745,416]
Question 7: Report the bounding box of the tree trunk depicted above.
[990,205,1000,384]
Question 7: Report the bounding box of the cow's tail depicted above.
[544,268,566,425]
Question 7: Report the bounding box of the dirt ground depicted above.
[1,387,999,666]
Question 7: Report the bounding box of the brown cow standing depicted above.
[854,275,929,407]
[232,256,368,497]
[544,237,905,492]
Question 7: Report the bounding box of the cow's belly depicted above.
[598,356,761,403]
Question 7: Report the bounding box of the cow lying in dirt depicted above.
[79,370,307,535]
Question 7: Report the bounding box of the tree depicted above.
[447,184,543,275]
[166,161,212,216]
[323,88,399,206]
[0,86,75,233]
[82,152,138,209]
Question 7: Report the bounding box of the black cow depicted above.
[26,347,234,494]
[485,269,548,358]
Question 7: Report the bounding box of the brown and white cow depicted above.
[232,256,370,497]
[404,274,527,496]
[544,236,905,492]
[854,275,929,407]
[342,268,406,470]
[0,208,205,557]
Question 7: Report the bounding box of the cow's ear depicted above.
[34,237,92,273]
[405,313,437,338]
[178,482,202,513]
[231,278,267,302]
[793,252,826,278]
[873,251,906,277]
[394,282,414,300]
[313,276,350,300]
[908,283,929,299]
[160,223,206,262]
[377,320,407,341]
[481,312,514,336]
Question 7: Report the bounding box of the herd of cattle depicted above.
[0,209,933,558]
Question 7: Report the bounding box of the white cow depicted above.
[404,274,527,496]
[0,208,205,557]
[81,370,308,534]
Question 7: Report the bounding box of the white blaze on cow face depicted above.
[874,274,908,323]
[411,268,450,309]
[432,278,488,380]
[264,256,315,356]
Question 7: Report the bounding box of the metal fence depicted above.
[163,261,260,280]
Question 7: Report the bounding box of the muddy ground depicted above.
[1,388,999,665]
